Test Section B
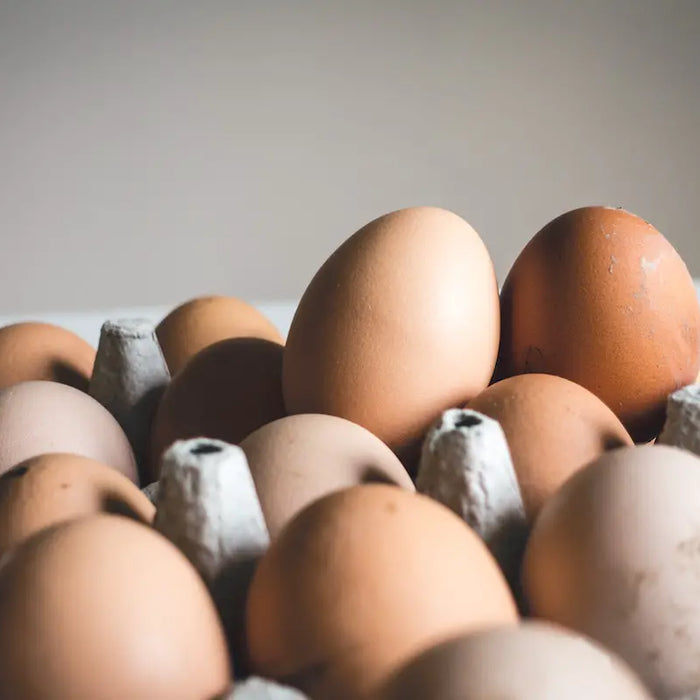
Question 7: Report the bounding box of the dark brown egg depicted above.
[497,206,700,443]
[0,322,95,392]
[156,295,283,375]
[148,338,285,480]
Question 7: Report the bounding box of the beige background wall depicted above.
[0,0,698,315]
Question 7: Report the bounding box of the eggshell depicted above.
[0,381,137,483]
[156,295,283,375]
[0,322,95,392]
[523,444,700,698]
[497,206,700,443]
[240,414,413,538]
[379,621,651,699]
[246,484,518,699]
[148,338,285,480]
[0,453,154,557]
[0,514,231,699]
[467,373,633,518]
[282,206,500,472]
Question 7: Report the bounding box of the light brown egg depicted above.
[467,373,633,519]
[0,514,231,699]
[246,484,518,700]
[282,207,500,473]
[523,444,700,698]
[148,338,285,481]
[0,453,154,557]
[240,414,413,538]
[379,621,651,700]
[0,322,95,392]
[156,295,283,375]
[496,206,700,443]
[0,381,137,483]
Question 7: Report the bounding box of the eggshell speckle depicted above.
[0,453,154,557]
[523,444,700,698]
[0,381,138,483]
[379,621,651,700]
[282,206,500,472]
[148,338,285,480]
[0,322,95,392]
[467,373,633,518]
[497,206,700,443]
[240,414,413,538]
[156,295,283,375]
[246,484,518,699]
[0,515,231,699]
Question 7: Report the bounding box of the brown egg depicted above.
[0,514,231,699]
[283,207,500,472]
[149,338,285,480]
[0,322,95,392]
[246,484,518,700]
[240,414,413,538]
[523,444,700,698]
[497,206,700,443]
[467,373,632,518]
[379,621,651,700]
[0,381,137,483]
[0,453,154,557]
[156,295,284,375]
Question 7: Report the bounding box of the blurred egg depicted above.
[497,206,700,443]
[0,515,231,699]
[240,414,413,538]
[523,444,700,698]
[468,373,632,518]
[283,207,500,472]
[379,621,651,700]
[0,322,95,392]
[149,338,285,480]
[0,453,154,557]
[0,381,137,483]
[156,295,283,374]
[246,484,518,699]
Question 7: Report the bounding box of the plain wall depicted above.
[0,0,698,315]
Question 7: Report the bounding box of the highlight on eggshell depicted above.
[282,206,501,475]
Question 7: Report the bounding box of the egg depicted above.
[246,484,518,699]
[497,206,700,443]
[156,295,284,375]
[0,381,137,483]
[283,207,500,472]
[467,373,633,518]
[240,414,413,538]
[0,322,95,392]
[0,453,154,557]
[0,515,231,699]
[148,337,285,480]
[523,444,700,698]
[379,621,651,699]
